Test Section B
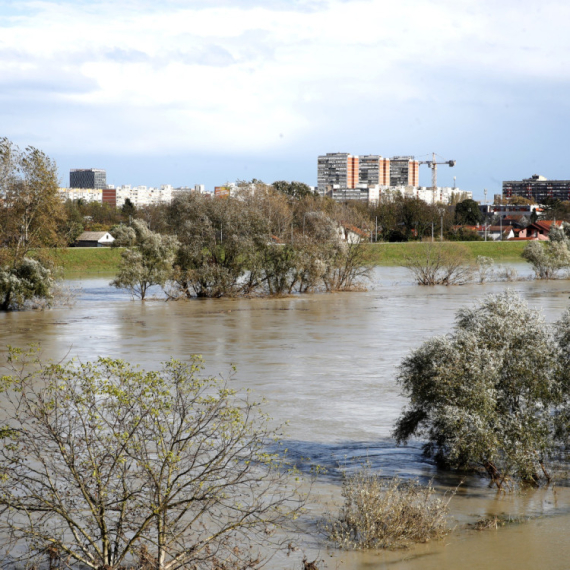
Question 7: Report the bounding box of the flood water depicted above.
[2,265,570,569]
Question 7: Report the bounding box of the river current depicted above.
[1,265,570,569]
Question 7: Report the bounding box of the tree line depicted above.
[111,188,370,299]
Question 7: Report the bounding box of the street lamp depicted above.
[438,207,445,241]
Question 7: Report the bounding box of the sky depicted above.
[1,0,569,199]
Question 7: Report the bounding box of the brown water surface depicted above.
[1,266,570,568]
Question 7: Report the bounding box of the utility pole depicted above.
[484,189,488,242]
[375,216,378,242]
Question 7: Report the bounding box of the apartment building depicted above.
[317,153,359,191]
[70,169,107,190]
[389,157,419,187]
[58,188,103,203]
[317,153,422,204]
[358,155,390,186]
[503,175,570,203]
[115,184,174,207]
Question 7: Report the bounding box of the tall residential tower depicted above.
[70,169,107,190]
[317,153,359,191]
[389,156,419,187]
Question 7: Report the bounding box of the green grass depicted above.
[51,241,528,274]
[363,241,528,266]
[53,247,123,274]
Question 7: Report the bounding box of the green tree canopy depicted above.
[272,180,315,199]
[111,219,178,299]
[0,349,304,570]
[454,199,482,226]
[0,138,66,309]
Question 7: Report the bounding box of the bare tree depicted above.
[402,243,473,286]
[0,348,305,570]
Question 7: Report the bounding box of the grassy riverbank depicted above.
[53,241,527,274]
[55,247,123,274]
[364,241,527,266]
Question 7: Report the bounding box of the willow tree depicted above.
[394,291,562,488]
[111,220,179,299]
[0,348,305,570]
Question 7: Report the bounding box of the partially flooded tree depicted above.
[0,257,54,311]
[522,226,570,279]
[0,138,66,310]
[0,349,305,570]
[111,220,178,299]
[402,243,473,285]
[394,291,562,488]
[168,189,370,298]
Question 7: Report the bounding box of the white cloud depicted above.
[1,0,570,156]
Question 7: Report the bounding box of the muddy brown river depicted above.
[1,265,570,569]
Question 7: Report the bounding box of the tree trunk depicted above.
[1,289,11,311]
[483,461,502,488]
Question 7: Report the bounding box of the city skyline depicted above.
[2,0,569,199]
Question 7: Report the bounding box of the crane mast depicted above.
[418,153,456,204]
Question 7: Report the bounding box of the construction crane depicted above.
[418,153,456,204]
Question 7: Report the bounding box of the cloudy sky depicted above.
[1,0,569,197]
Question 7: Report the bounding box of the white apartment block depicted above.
[115,185,174,207]
[386,186,472,204]
[58,188,103,203]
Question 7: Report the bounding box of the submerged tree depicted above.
[394,291,563,488]
[111,220,178,299]
[522,227,570,279]
[402,243,473,286]
[167,190,370,298]
[0,348,305,570]
[0,257,54,311]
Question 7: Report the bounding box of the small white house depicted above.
[337,223,368,244]
[75,231,115,247]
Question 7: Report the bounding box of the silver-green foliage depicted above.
[0,257,53,310]
[522,223,570,279]
[0,348,304,570]
[522,240,570,279]
[111,220,178,299]
[394,291,567,487]
[109,224,136,247]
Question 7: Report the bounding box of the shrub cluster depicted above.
[324,469,451,550]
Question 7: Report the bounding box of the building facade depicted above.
[389,156,419,187]
[503,175,570,203]
[70,169,107,189]
[114,184,173,207]
[358,155,390,186]
[58,188,103,203]
[317,153,439,204]
[317,153,359,191]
